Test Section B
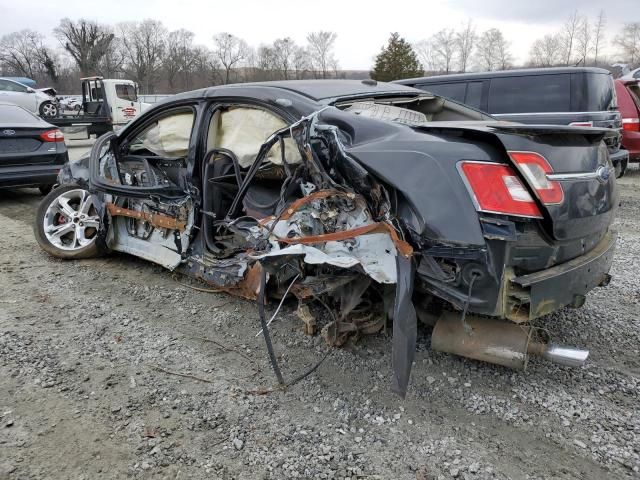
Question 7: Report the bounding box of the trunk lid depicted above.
[0,127,60,167]
[491,124,618,242]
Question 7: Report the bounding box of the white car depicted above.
[0,77,58,117]
[620,67,640,81]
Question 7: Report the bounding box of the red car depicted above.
[615,79,640,162]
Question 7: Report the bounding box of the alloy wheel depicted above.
[41,103,57,117]
[43,189,100,251]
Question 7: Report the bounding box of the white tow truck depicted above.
[50,77,150,137]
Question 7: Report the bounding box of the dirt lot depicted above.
[1,158,639,479]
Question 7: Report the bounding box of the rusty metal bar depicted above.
[277,221,413,258]
[106,203,187,232]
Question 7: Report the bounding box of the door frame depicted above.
[89,101,203,199]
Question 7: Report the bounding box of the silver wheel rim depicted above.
[43,189,100,251]
[41,103,56,116]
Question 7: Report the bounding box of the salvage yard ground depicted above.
[0,144,639,479]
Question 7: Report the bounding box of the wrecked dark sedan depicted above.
[34,80,618,396]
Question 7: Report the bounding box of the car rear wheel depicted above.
[34,185,106,259]
[39,101,58,118]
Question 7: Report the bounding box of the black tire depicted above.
[614,162,623,178]
[39,101,58,118]
[34,184,107,260]
[39,184,53,196]
[618,161,627,178]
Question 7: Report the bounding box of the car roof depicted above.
[0,77,35,87]
[0,77,27,86]
[174,80,422,103]
[394,67,612,85]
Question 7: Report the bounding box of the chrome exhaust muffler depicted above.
[431,312,588,369]
[539,344,590,367]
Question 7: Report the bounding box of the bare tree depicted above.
[456,21,476,72]
[496,34,513,70]
[615,22,640,65]
[593,10,606,65]
[306,31,337,79]
[0,30,57,80]
[431,29,457,73]
[575,16,592,65]
[413,40,437,73]
[561,10,581,66]
[273,37,295,80]
[475,29,511,71]
[97,36,125,78]
[118,20,167,93]
[253,44,277,80]
[212,33,248,84]
[164,29,196,91]
[529,34,563,67]
[292,46,310,80]
[192,45,221,86]
[54,18,114,77]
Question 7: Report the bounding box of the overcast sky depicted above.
[1,0,638,69]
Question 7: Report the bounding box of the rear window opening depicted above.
[335,95,489,125]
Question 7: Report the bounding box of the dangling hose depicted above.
[256,266,332,390]
[258,267,285,385]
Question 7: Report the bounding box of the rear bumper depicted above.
[506,230,617,321]
[621,132,640,161]
[610,149,629,169]
[0,164,63,188]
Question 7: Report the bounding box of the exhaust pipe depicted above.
[538,344,589,367]
[431,312,588,369]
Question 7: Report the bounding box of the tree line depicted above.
[1,13,639,94]
[0,18,341,94]
[398,10,639,79]
[528,11,640,67]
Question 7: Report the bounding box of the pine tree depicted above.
[370,33,423,82]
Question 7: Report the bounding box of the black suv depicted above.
[394,67,629,176]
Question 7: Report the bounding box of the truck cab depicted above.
[81,77,149,127]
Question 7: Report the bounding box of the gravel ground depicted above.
[0,163,639,480]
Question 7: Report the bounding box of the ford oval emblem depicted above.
[2,129,15,136]
[595,165,611,184]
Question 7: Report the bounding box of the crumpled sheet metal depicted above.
[254,189,411,284]
[221,263,263,300]
[254,233,397,284]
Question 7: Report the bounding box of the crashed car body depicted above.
[34,80,618,396]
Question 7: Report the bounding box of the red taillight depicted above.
[508,151,564,205]
[459,161,543,218]
[622,118,640,132]
[39,129,64,142]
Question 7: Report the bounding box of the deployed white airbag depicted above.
[213,107,302,168]
[141,112,194,158]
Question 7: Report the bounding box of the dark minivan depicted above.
[395,67,629,176]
